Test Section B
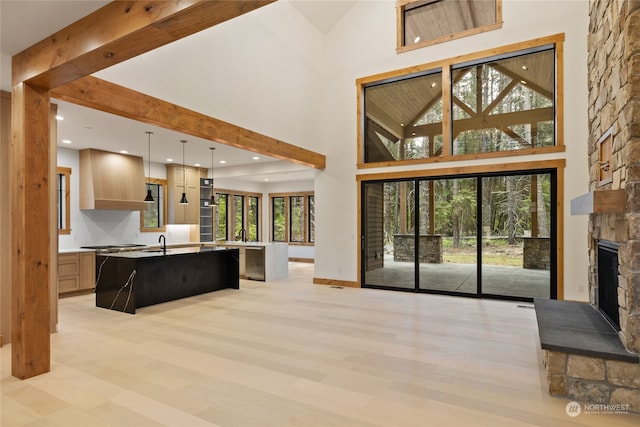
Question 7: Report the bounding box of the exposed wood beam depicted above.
[490,63,553,100]
[483,79,519,115]
[11,83,51,379]
[52,76,326,169]
[453,97,476,118]
[13,0,275,90]
[11,0,278,380]
[412,107,554,138]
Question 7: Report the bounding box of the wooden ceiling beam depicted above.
[12,0,275,90]
[52,76,326,169]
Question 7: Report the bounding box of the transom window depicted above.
[398,0,502,52]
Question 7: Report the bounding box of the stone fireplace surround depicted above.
[536,0,640,413]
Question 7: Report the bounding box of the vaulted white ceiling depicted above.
[0,0,355,183]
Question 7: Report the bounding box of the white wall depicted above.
[314,0,590,298]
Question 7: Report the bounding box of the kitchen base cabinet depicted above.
[58,251,96,295]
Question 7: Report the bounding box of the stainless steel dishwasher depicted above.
[244,246,265,280]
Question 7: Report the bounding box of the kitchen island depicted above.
[95,246,239,314]
[213,241,288,281]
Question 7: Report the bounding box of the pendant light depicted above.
[209,147,217,206]
[179,140,189,205]
[144,131,154,203]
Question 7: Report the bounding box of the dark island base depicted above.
[96,248,239,314]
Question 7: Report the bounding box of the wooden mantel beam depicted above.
[13,0,275,90]
[52,76,326,169]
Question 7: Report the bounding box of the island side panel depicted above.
[134,248,240,309]
[95,255,137,314]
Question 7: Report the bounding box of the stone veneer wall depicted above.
[543,350,640,412]
[523,237,550,270]
[588,0,640,353]
[393,235,443,263]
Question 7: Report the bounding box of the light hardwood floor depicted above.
[2,262,638,426]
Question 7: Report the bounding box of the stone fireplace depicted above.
[587,0,640,358]
[535,0,640,413]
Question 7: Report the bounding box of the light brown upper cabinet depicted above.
[167,164,206,225]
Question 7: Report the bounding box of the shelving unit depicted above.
[200,178,214,242]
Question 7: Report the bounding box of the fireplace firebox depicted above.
[597,240,620,330]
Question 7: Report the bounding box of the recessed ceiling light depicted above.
[194,163,201,167]
[252,156,260,160]
[120,150,128,154]
[431,82,437,88]
[55,115,64,121]
[264,178,269,182]
[521,80,527,85]
[522,65,528,70]
[414,36,421,44]
[62,139,72,144]
[219,160,226,164]
[166,158,173,162]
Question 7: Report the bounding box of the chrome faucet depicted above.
[238,228,247,242]
[159,234,166,253]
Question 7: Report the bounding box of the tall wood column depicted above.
[11,82,51,379]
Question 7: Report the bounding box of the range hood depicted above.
[79,148,148,211]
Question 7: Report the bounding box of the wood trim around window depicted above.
[358,33,566,168]
[56,166,71,235]
[355,158,565,299]
[140,177,167,232]
[396,0,503,53]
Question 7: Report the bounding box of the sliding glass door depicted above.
[480,173,552,299]
[362,170,556,300]
[417,178,477,294]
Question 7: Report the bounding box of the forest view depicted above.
[383,174,551,266]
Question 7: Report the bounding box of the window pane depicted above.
[57,173,66,230]
[143,183,163,228]
[290,196,304,242]
[403,0,497,48]
[452,48,555,154]
[364,70,442,163]
[248,196,259,241]
[272,197,285,241]
[234,195,244,240]
[216,194,228,240]
[308,195,315,243]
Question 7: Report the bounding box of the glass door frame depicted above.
[360,168,557,302]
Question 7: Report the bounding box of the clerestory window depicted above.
[398,0,502,52]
